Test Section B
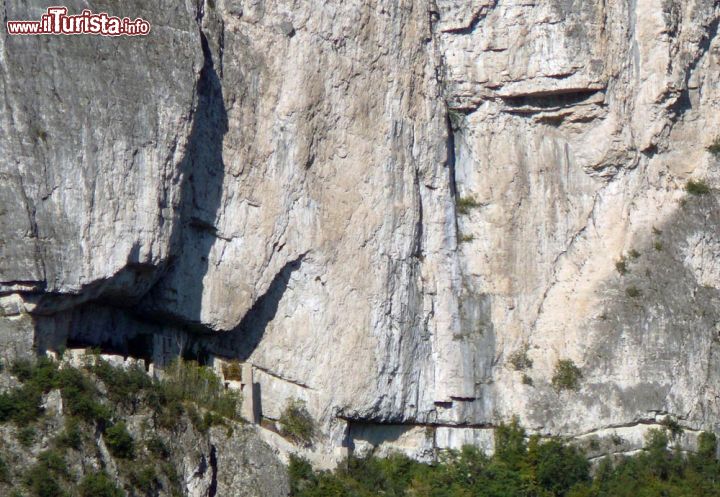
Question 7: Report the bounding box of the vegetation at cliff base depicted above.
[0,355,242,496]
[290,420,720,497]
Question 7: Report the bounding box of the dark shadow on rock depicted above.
[211,255,305,361]
[137,28,228,331]
[528,191,720,430]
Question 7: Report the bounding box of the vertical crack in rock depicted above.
[209,445,218,497]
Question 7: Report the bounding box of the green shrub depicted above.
[105,422,135,460]
[279,399,316,447]
[56,366,110,424]
[91,359,151,410]
[528,437,590,496]
[686,179,711,195]
[289,455,317,496]
[456,196,482,215]
[18,426,36,448]
[56,417,82,450]
[0,359,61,426]
[494,417,527,469]
[697,431,717,460]
[24,450,69,497]
[628,249,641,259]
[156,360,239,423]
[25,467,65,497]
[288,419,720,497]
[552,359,583,392]
[448,108,465,130]
[129,464,158,494]
[0,454,9,482]
[78,472,123,497]
[654,240,663,251]
[145,435,169,458]
[660,417,684,439]
[522,373,534,386]
[11,360,35,382]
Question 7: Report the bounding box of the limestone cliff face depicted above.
[2,0,720,463]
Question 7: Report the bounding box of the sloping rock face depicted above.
[2,0,720,461]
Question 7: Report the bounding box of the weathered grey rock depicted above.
[1,0,720,465]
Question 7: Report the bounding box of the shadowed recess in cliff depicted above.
[211,255,305,361]
[139,28,228,329]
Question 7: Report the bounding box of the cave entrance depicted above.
[65,332,154,366]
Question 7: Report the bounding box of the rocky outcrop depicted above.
[2,0,720,464]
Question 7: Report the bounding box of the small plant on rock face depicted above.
[686,179,711,195]
[522,374,534,386]
[707,137,720,157]
[615,257,628,275]
[661,417,684,440]
[508,348,533,371]
[459,233,475,243]
[456,196,482,215]
[448,108,465,130]
[628,249,641,259]
[279,399,316,447]
[552,359,583,392]
[626,286,642,298]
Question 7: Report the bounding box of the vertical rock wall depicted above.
[1,0,720,462]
